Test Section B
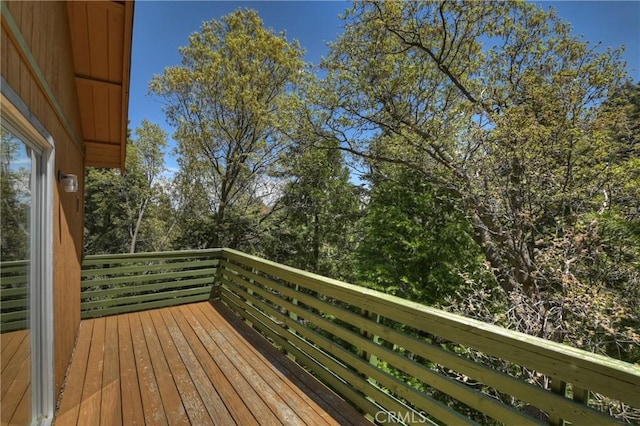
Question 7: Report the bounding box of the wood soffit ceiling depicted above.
[67,1,134,170]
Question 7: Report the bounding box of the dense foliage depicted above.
[1,129,30,261]
[85,120,171,254]
[358,164,489,305]
[84,4,639,422]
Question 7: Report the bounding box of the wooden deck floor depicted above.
[1,329,30,425]
[53,301,370,425]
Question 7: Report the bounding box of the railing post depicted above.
[359,310,381,385]
[289,283,299,323]
[247,268,255,305]
[209,253,221,301]
[549,378,567,426]
[240,267,255,328]
[281,281,299,362]
[572,386,589,404]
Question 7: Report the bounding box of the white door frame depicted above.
[2,80,55,426]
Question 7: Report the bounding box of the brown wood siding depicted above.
[67,1,132,170]
[2,1,85,396]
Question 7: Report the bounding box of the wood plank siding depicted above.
[1,1,134,398]
[54,302,370,425]
[67,1,133,169]
[2,1,85,394]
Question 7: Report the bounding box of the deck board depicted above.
[1,330,29,398]
[54,301,369,425]
[148,309,212,426]
[1,330,25,370]
[129,312,168,425]
[77,317,105,424]
[138,311,187,426]
[178,305,275,425]
[188,303,326,425]
[55,320,94,425]
[182,306,303,425]
[161,308,231,424]
[169,307,258,425]
[100,316,122,426]
[0,329,30,426]
[117,314,145,425]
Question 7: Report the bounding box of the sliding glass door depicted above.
[1,125,34,425]
[1,119,54,425]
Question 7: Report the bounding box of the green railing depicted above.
[80,249,220,318]
[5,248,632,424]
[0,260,29,332]
[216,248,640,426]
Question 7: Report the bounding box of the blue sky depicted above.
[127,1,640,174]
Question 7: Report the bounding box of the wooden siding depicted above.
[54,302,369,426]
[67,1,133,170]
[2,1,85,395]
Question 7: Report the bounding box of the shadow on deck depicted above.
[53,301,369,425]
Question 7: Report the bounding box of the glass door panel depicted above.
[1,125,32,425]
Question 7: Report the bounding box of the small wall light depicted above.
[58,170,78,193]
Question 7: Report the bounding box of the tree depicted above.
[125,120,169,253]
[311,0,632,343]
[357,161,489,305]
[263,140,362,280]
[85,121,171,254]
[0,130,30,261]
[84,167,130,254]
[150,9,305,248]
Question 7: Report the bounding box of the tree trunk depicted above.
[463,191,540,297]
[129,199,148,253]
[312,211,320,272]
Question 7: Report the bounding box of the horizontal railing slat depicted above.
[1,320,28,333]
[0,260,29,267]
[1,310,29,322]
[0,260,29,274]
[81,248,222,265]
[0,276,28,285]
[81,268,214,288]
[81,259,218,278]
[81,293,211,319]
[81,286,211,310]
[1,299,28,310]
[81,277,213,299]
[0,287,28,298]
